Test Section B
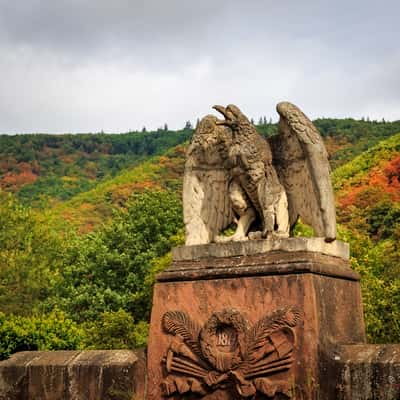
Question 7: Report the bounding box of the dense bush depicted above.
[82,309,148,349]
[0,310,84,360]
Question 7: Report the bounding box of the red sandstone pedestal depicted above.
[147,238,365,400]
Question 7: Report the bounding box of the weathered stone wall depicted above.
[333,345,400,400]
[0,350,146,400]
[2,344,400,399]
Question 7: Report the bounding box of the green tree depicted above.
[0,192,65,315]
[51,190,183,323]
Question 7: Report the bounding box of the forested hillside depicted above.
[2,118,400,207]
[333,133,400,341]
[0,119,399,359]
[0,128,192,207]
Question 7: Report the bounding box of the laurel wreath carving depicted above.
[199,309,246,372]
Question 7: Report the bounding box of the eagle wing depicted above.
[183,116,233,245]
[269,102,336,241]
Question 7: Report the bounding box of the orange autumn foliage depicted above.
[111,181,161,206]
[59,155,76,164]
[0,161,42,191]
[324,136,350,159]
[384,155,400,187]
[1,170,38,191]
[338,156,400,209]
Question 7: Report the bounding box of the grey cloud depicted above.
[0,0,399,132]
[2,1,398,61]
[0,1,221,58]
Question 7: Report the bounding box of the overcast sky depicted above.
[0,0,399,133]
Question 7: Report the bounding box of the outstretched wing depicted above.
[270,102,336,241]
[183,116,233,245]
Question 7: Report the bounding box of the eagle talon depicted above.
[262,230,272,239]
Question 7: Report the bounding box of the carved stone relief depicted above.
[183,102,337,245]
[161,307,301,398]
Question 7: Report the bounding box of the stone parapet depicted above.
[0,350,146,400]
[320,344,400,400]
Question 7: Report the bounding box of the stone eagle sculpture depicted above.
[183,102,336,246]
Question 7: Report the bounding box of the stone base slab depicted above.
[172,238,350,261]
[0,350,146,400]
[160,250,358,282]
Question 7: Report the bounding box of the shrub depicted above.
[0,310,84,360]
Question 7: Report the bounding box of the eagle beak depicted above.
[213,105,233,126]
[213,105,228,118]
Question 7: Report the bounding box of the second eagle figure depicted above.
[213,104,289,242]
[183,102,337,245]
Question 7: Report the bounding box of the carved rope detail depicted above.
[161,306,301,398]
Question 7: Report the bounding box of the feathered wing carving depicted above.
[271,101,337,241]
[183,115,233,246]
[162,311,202,357]
[245,306,300,361]
[239,306,300,387]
